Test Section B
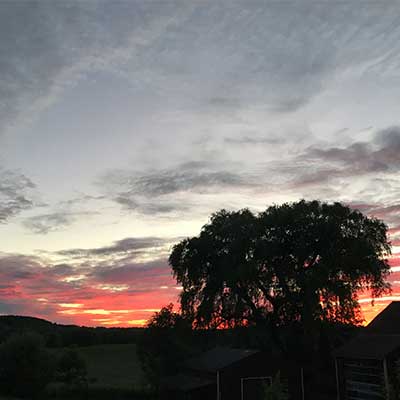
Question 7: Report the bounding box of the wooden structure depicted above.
[162,346,299,400]
[334,302,400,400]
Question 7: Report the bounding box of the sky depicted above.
[1,1,400,327]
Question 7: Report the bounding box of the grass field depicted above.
[0,344,147,399]
[76,344,144,389]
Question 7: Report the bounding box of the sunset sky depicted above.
[1,1,400,327]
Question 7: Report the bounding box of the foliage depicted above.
[263,372,289,400]
[0,332,55,397]
[146,303,183,329]
[138,304,193,390]
[170,200,391,332]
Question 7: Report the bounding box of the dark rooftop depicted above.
[163,373,215,391]
[184,346,260,373]
[334,334,400,360]
[366,301,400,334]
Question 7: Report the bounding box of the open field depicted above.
[0,344,147,400]
[76,343,144,389]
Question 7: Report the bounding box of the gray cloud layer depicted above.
[3,1,400,136]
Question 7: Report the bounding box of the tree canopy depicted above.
[169,200,391,331]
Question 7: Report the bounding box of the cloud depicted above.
[0,1,194,135]
[23,211,98,234]
[21,191,107,234]
[307,126,400,173]
[278,126,400,191]
[56,236,176,259]
[0,244,179,326]
[100,161,257,214]
[224,135,285,145]
[3,1,400,139]
[0,168,36,222]
[347,202,400,235]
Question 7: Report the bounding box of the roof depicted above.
[334,334,400,360]
[366,302,400,334]
[184,346,260,373]
[163,373,215,391]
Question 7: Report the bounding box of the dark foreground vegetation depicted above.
[0,315,360,400]
[0,321,154,399]
[0,201,393,399]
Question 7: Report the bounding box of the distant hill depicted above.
[0,315,144,347]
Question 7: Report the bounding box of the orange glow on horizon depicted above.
[1,245,398,328]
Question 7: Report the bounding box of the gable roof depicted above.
[334,334,400,360]
[184,346,259,373]
[366,302,400,334]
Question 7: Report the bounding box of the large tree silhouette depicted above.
[169,200,391,334]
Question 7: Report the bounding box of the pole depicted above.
[301,367,305,400]
[335,359,340,400]
[383,358,390,400]
[217,370,220,400]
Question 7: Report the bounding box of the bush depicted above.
[0,332,55,397]
[263,372,289,400]
[55,348,87,386]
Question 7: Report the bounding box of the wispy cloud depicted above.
[99,160,258,215]
[0,1,194,135]
[0,168,37,222]
[23,211,99,235]
[56,236,177,260]
[304,126,400,176]
[4,1,400,137]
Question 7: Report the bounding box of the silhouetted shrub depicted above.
[55,348,87,386]
[0,332,55,397]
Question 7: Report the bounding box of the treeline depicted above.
[0,315,144,347]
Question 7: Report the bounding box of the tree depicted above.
[138,304,193,389]
[147,303,182,329]
[0,332,55,397]
[169,200,391,337]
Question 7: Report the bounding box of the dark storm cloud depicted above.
[0,169,36,222]
[23,211,98,234]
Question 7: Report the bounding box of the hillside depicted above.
[0,315,144,347]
